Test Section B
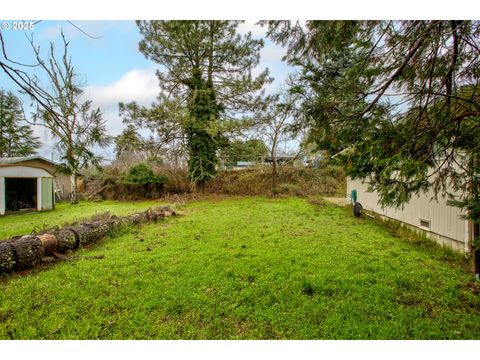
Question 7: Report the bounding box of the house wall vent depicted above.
[420,219,431,229]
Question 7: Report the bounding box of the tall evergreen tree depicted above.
[266,21,480,210]
[0,90,41,157]
[266,20,480,270]
[114,125,145,159]
[121,21,270,187]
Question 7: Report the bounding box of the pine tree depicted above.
[266,21,480,210]
[121,21,270,187]
[114,125,145,159]
[0,90,41,158]
[266,20,480,271]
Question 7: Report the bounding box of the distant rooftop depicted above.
[236,161,257,166]
[275,153,297,159]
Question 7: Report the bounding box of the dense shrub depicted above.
[205,165,346,197]
[162,167,190,194]
[122,164,166,186]
[82,160,345,200]
[118,163,167,199]
[82,163,178,201]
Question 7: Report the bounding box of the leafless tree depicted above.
[0,30,111,204]
[258,89,301,187]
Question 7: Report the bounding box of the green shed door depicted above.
[41,178,54,211]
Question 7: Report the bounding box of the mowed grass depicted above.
[0,200,163,239]
[0,197,479,339]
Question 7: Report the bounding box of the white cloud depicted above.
[40,25,62,41]
[102,108,128,136]
[34,67,158,159]
[80,67,160,150]
[237,20,267,38]
[261,44,287,63]
[84,67,158,110]
[252,43,292,94]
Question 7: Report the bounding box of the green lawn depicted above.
[0,200,163,239]
[0,197,479,339]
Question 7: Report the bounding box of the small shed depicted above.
[0,157,55,215]
[0,156,75,201]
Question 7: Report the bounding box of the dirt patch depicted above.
[323,197,348,207]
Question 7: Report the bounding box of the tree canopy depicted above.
[114,125,145,159]
[223,139,269,166]
[121,21,271,185]
[265,20,480,216]
[0,90,41,158]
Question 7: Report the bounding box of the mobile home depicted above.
[347,177,475,255]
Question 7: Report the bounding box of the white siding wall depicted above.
[0,177,4,215]
[347,178,469,252]
[36,178,42,211]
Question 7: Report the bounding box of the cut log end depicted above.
[37,234,58,255]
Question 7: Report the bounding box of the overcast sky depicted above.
[0,20,292,161]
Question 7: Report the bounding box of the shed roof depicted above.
[0,165,53,178]
[0,156,58,166]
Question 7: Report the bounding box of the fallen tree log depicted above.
[0,206,176,274]
[68,224,97,247]
[11,235,44,271]
[0,241,16,273]
[126,212,148,225]
[54,229,78,252]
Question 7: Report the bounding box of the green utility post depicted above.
[350,189,357,204]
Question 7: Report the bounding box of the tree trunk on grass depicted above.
[0,206,176,274]
[0,241,16,273]
[272,155,278,188]
[10,235,44,271]
[54,229,79,252]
